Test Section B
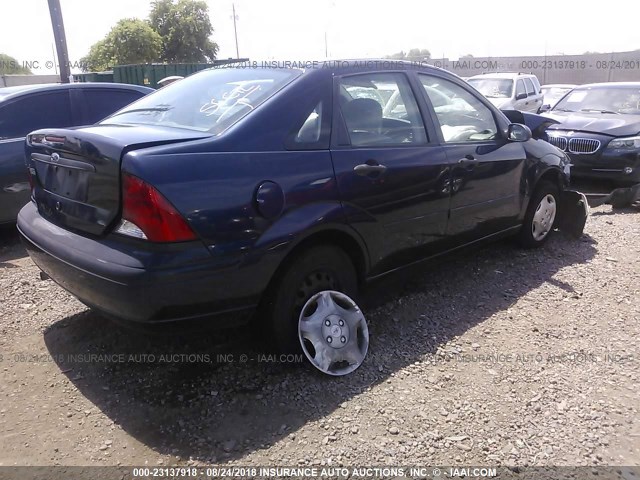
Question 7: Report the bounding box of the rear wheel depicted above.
[518,181,559,248]
[266,246,368,376]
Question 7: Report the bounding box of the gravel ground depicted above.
[0,201,638,468]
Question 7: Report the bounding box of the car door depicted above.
[523,77,542,112]
[330,71,451,276]
[417,73,527,244]
[0,90,73,223]
[513,79,528,111]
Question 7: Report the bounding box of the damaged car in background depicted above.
[17,62,588,377]
[0,83,153,224]
[542,82,640,186]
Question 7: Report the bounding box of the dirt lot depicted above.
[0,203,638,468]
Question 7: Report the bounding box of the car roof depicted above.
[199,59,456,78]
[541,84,576,88]
[573,82,640,89]
[0,82,154,102]
[468,72,535,80]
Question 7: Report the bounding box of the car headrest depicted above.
[342,98,383,131]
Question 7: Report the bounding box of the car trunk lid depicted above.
[26,124,209,236]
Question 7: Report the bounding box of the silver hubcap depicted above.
[298,290,369,376]
[532,194,557,241]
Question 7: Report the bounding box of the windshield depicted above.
[553,86,640,114]
[541,87,573,105]
[467,78,513,98]
[101,67,302,134]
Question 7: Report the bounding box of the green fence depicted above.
[72,71,115,83]
[74,59,249,89]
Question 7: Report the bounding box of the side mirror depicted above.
[515,93,527,101]
[538,104,551,113]
[508,123,532,142]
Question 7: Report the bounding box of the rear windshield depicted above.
[101,67,302,134]
[467,78,513,99]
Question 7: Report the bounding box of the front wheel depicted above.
[518,181,559,248]
[266,246,368,376]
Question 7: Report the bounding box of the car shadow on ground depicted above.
[43,232,597,463]
[0,223,26,266]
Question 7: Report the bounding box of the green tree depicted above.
[386,50,407,60]
[406,48,431,60]
[0,53,32,74]
[149,0,219,62]
[81,18,162,72]
[386,48,431,61]
[81,40,113,72]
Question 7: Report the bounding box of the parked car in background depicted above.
[18,63,587,377]
[539,84,576,112]
[467,72,543,113]
[0,83,153,224]
[542,82,640,185]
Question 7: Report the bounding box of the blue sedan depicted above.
[17,62,588,376]
[0,82,153,224]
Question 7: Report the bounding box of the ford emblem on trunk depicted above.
[51,153,60,163]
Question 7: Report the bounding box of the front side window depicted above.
[515,80,526,98]
[419,75,498,143]
[101,67,302,135]
[0,92,72,140]
[338,72,427,147]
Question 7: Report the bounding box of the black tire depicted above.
[518,181,560,248]
[265,246,358,354]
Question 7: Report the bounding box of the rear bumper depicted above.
[17,202,259,325]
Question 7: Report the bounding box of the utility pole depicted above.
[51,44,59,75]
[232,3,240,59]
[325,32,328,58]
[48,0,70,83]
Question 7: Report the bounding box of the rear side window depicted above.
[83,89,146,123]
[0,91,72,140]
[286,101,331,150]
[295,103,323,143]
[524,78,536,96]
[337,72,427,147]
[515,80,526,98]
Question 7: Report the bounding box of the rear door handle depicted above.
[354,162,387,176]
[458,154,477,166]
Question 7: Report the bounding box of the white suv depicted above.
[467,72,543,113]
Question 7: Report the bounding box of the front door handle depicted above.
[354,161,387,177]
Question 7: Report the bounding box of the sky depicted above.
[0,0,638,75]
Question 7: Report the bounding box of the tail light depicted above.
[115,173,197,243]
